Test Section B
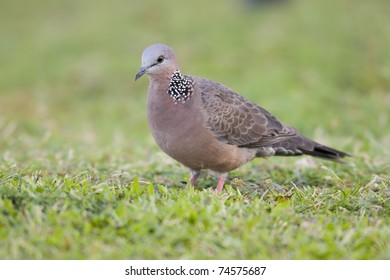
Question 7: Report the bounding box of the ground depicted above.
[0,0,389,259]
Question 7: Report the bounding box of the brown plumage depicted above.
[135,44,350,193]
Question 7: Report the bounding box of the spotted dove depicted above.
[135,44,349,193]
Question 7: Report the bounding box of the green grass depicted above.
[0,0,389,259]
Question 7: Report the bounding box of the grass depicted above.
[0,0,389,259]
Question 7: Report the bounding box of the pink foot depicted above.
[189,169,200,186]
[215,174,227,193]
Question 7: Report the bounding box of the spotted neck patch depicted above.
[168,70,193,104]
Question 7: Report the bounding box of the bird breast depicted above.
[147,81,256,172]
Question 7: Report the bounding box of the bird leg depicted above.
[215,173,227,193]
[189,169,200,187]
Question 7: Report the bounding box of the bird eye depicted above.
[157,56,164,63]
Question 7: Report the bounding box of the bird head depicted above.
[135,44,178,81]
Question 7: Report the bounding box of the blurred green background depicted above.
[1,0,389,162]
[1,0,390,260]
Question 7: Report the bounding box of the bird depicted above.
[135,44,350,193]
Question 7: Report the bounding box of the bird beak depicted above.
[135,66,148,81]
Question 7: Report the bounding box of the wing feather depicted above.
[197,78,297,147]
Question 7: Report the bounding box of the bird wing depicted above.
[196,78,298,148]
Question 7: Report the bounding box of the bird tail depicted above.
[271,136,351,162]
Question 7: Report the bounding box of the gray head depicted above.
[135,44,178,81]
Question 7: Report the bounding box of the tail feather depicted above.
[300,143,350,162]
[272,136,351,162]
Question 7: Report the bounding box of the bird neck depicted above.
[167,70,194,104]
